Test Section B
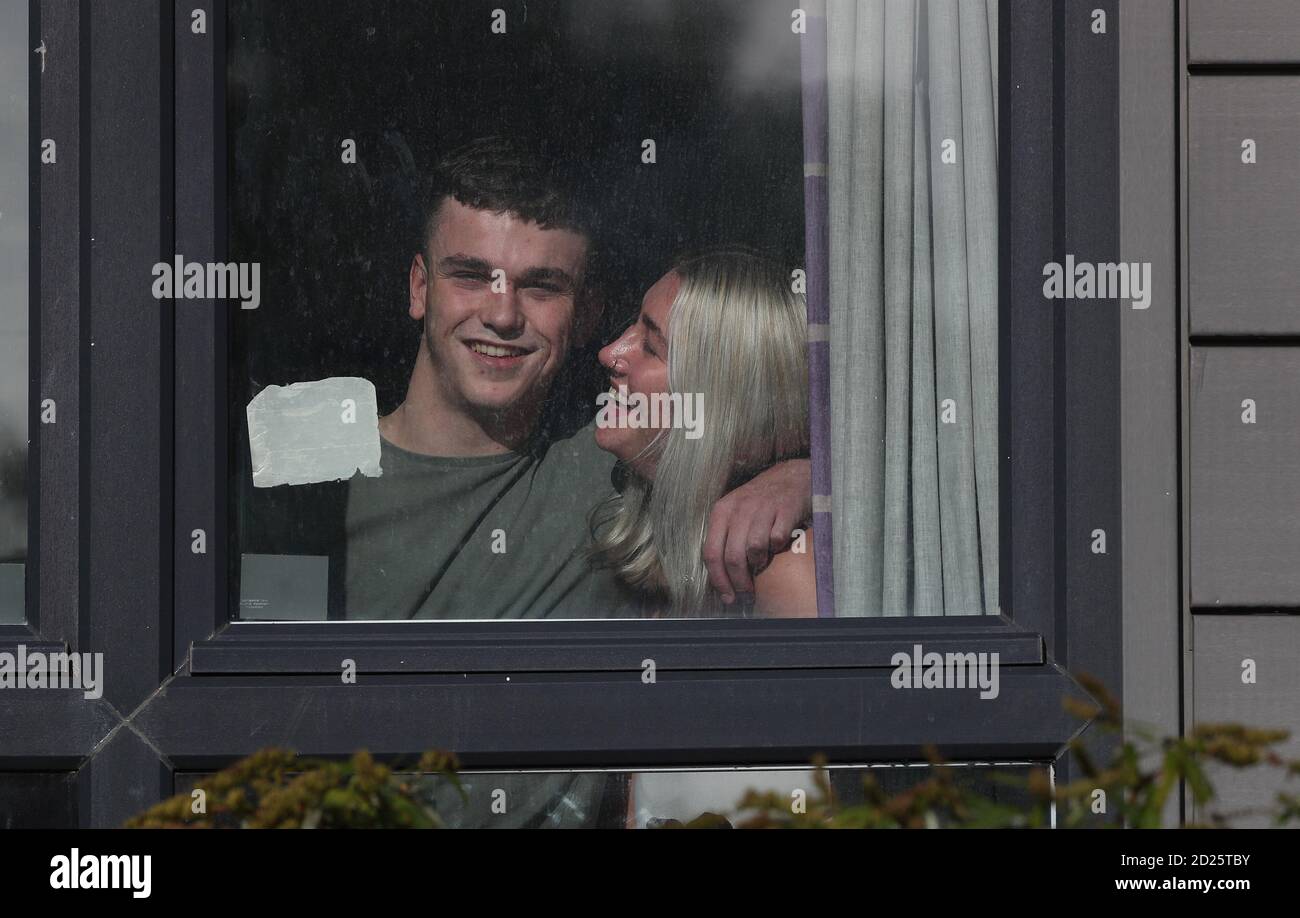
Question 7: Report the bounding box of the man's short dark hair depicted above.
[420,135,595,255]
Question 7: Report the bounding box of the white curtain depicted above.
[826,0,998,616]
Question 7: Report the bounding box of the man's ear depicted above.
[409,253,428,320]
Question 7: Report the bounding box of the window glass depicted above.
[0,773,78,829]
[0,0,29,625]
[227,1,997,621]
[176,763,1035,829]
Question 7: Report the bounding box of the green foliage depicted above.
[681,673,1300,829]
[125,749,462,829]
[1055,673,1294,829]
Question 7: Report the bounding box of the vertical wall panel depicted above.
[1193,616,1300,828]
[1188,77,1300,335]
[1190,347,1300,607]
[1119,0,1180,826]
[1188,0,1300,65]
[1182,0,1300,828]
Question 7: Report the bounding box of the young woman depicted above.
[590,250,817,618]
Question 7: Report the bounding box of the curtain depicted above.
[805,0,998,617]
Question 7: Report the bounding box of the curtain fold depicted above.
[818,0,998,617]
[960,0,1000,615]
[881,0,916,615]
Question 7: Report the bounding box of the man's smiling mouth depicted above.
[467,340,532,357]
[464,339,537,369]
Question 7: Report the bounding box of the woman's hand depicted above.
[702,458,811,604]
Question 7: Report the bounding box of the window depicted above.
[225,0,1000,623]
[0,0,29,625]
[161,0,1108,784]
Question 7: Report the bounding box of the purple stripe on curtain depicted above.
[800,9,834,617]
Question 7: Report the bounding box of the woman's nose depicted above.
[600,330,633,374]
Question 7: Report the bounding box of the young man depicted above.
[246,136,809,620]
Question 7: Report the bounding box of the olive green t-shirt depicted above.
[342,422,634,620]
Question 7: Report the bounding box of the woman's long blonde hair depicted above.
[590,250,809,616]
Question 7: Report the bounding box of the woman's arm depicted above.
[752,526,818,618]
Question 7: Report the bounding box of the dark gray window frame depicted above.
[1,0,1127,828]
[0,0,115,790]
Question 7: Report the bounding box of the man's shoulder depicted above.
[538,420,614,476]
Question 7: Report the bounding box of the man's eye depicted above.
[453,272,487,282]
[642,340,659,359]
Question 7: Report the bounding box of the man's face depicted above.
[410,198,592,424]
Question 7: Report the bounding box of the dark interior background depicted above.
[227,0,806,422]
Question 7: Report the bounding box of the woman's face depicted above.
[595,270,678,477]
